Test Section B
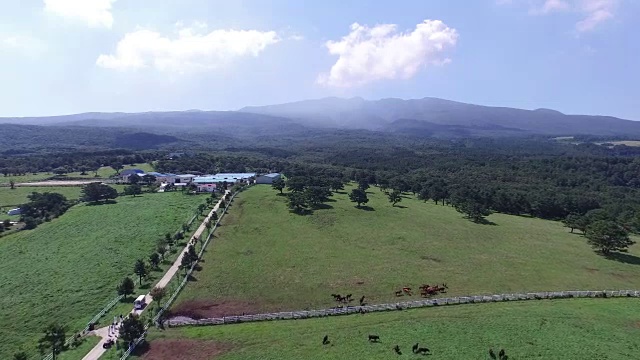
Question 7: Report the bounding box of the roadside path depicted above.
[81,191,228,360]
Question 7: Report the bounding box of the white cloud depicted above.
[96,24,280,73]
[576,0,617,32]
[318,20,458,88]
[499,0,617,32]
[44,0,116,29]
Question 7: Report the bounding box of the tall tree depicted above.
[286,177,306,193]
[118,315,145,346]
[117,277,135,299]
[124,184,142,197]
[9,180,15,189]
[133,259,148,284]
[149,253,160,269]
[272,178,286,194]
[149,287,167,308]
[454,200,492,223]
[563,214,584,233]
[197,203,206,214]
[142,174,157,186]
[349,188,369,208]
[287,192,308,213]
[128,173,141,184]
[357,179,370,191]
[110,162,123,175]
[82,183,118,203]
[180,253,192,275]
[37,324,66,360]
[387,189,402,207]
[585,220,635,255]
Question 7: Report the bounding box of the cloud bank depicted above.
[96,24,280,73]
[318,20,458,88]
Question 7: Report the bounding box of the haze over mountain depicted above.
[241,97,639,137]
[2,97,639,139]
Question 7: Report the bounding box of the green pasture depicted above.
[144,298,640,360]
[173,185,640,314]
[0,191,202,358]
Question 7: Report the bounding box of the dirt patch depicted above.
[420,255,442,263]
[140,339,232,360]
[584,267,599,273]
[169,300,261,319]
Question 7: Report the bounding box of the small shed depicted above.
[256,173,281,184]
[7,208,21,216]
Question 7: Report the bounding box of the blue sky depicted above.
[0,0,637,119]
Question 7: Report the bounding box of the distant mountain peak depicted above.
[534,108,564,115]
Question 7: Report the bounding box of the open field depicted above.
[0,163,155,185]
[0,186,84,208]
[142,298,640,360]
[170,185,640,319]
[0,191,202,358]
[0,184,127,210]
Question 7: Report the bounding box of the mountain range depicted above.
[1,97,638,141]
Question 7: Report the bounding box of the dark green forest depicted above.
[4,131,640,234]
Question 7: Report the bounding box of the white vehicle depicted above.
[134,295,146,310]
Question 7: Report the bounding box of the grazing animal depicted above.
[368,334,380,342]
[416,347,430,355]
[412,343,419,353]
[489,348,497,360]
[393,345,402,355]
[499,349,506,359]
[322,335,329,345]
[346,294,352,300]
[395,290,403,297]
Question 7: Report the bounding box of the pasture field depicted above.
[170,185,640,319]
[0,185,128,212]
[0,186,84,208]
[0,163,155,185]
[0,191,202,359]
[142,298,640,359]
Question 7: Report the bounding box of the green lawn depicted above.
[0,191,203,359]
[172,185,640,316]
[0,163,156,185]
[0,186,84,208]
[142,298,640,359]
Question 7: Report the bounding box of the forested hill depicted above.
[240,97,640,137]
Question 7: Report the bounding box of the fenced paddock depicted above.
[164,289,640,328]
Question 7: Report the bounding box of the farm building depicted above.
[213,173,256,182]
[256,173,281,184]
[118,168,145,182]
[7,208,21,216]
[174,174,197,184]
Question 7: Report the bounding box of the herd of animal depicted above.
[395,283,448,297]
[322,334,509,358]
[330,282,449,308]
[322,334,431,356]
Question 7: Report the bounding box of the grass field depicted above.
[0,191,203,359]
[170,185,640,319]
[0,163,155,185]
[0,184,129,209]
[141,298,640,360]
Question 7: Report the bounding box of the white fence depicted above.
[163,289,640,328]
